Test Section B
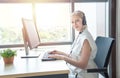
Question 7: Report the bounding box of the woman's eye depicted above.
[76,19,79,22]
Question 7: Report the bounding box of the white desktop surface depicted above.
[0,45,71,78]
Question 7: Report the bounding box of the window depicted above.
[0,3,72,46]
[0,3,32,45]
[0,1,108,48]
[35,3,72,43]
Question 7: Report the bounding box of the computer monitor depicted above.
[21,18,40,58]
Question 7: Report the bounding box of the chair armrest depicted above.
[87,68,107,73]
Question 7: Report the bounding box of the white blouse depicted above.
[67,28,98,78]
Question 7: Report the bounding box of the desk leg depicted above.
[20,74,68,78]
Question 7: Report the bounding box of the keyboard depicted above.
[41,52,56,61]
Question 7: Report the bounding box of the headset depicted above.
[82,15,87,25]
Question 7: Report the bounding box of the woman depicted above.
[49,10,98,78]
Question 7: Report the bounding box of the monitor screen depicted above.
[21,18,40,58]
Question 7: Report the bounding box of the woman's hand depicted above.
[48,50,68,60]
[48,54,65,60]
[49,50,65,55]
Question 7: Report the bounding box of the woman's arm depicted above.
[49,39,91,69]
[64,39,91,69]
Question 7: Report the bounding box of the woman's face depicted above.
[72,15,83,32]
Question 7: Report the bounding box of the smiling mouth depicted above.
[75,26,78,28]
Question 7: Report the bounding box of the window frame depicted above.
[0,0,107,3]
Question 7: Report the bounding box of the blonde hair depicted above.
[72,10,85,19]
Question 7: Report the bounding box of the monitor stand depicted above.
[21,52,40,58]
[21,45,40,58]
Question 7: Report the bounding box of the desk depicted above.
[0,46,70,78]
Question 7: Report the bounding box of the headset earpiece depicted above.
[82,15,87,25]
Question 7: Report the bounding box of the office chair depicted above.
[87,36,114,78]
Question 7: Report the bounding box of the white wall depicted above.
[116,0,120,77]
